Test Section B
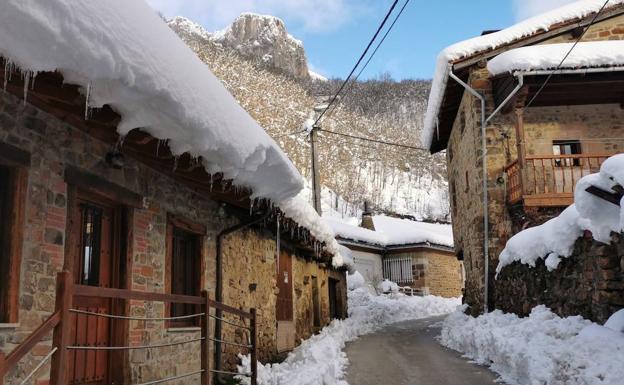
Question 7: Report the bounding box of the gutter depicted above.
[214,210,271,374]
[448,69,524,313]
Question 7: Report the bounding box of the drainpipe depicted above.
[215,210,271,374]
[448,69,523,313]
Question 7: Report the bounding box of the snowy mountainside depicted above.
[170,14,309,79]
[168,15,449,221]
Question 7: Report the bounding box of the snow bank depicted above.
[239,288,460,385]
[423,0,624,148]
[325,216,453,248]
[605,309,624,333]
[497,153,624,274]
[378,279,399,293]
[440,305,624,385]
[488,40,624,75]
[346,271,365,291]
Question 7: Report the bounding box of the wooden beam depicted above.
[585,185,623,206]
[0,142,31,167]
[64,166,144,208]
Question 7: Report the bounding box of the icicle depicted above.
[84,82,91,120]
[172,156,179,172]
[115,135,125,152]
[30,72,37,90]
[209,175,214,192]
[22,71,30,106]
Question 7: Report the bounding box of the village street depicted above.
[345,317,498,385]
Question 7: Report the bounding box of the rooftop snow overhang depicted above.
[424,2,624,154]
[336,237,454,254]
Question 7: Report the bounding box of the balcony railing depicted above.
[505,153,612,207]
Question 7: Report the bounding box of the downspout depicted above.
[215,210,271,373]
[448,70,488,313]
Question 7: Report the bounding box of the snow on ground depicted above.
[440,306,624,385]
[487,40,624,75]
[497,153,624,275]
[325,215,453,248]
[423,0,624,148]
[238,286,460,385]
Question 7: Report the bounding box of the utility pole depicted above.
[310,123,322,215]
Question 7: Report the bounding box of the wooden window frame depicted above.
[0,142,29,324]
[165,214,206,329]
[553,139,582,167]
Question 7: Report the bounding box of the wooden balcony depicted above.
[504,153,612,207]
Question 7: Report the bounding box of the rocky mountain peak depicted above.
[168,13,311,79]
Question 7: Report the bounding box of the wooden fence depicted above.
[0,271,257,385]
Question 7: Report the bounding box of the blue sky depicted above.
[147,0,576,80]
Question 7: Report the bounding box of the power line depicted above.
[318,127,428,151]
[525,0,611,108]
[313,0,400,127]
[327,0,412,118]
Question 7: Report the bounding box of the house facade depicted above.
[327,214,463,298]
[0,2,347,385]
[423,1,624,314]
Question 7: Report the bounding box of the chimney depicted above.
[360,201,376,231]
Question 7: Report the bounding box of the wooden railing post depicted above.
[0,351,6,385]
[200,291,211,385]
[250,308,257,385]
[50,271,73,385]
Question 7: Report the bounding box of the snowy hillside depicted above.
[168,15,450,221]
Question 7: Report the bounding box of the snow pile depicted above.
[346,271,365,291]
[239,288,460,385]
[497,153,624,274]
[604,309,624,333]
[440,305,624,385]
[488,40,624,75]
[423,0,624,148]
[325,215,453,248]
[378,279,399,293]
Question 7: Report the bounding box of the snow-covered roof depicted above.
[487,40,624,75]
[326,216,453,249]
[423,0,624,149]
[0,0,303,204]
[0,0,350,267]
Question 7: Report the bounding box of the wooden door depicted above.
[68,195,118,385]
[276,251,293,321]
[328,278,339,319]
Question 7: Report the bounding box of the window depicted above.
[167,216,204,327]
[553,140,582,166]
[79,204,104,286]
[383,256,413,284]
[0,161,27,324]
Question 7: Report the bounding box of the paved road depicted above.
[345,316,499,385]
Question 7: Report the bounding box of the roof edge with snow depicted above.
[422,0,624,153]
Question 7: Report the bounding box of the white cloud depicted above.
[512,0,578,21]
[145,0,362,33]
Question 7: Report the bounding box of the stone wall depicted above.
[494,233,624,323]
[446,14,624,315]
[220,228,278,367]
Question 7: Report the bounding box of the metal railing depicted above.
[505,153,612,205]
[0,271,258,385]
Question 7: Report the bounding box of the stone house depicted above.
[423,1,624,314]
[0,2,347,385]
[327,213,463,298]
